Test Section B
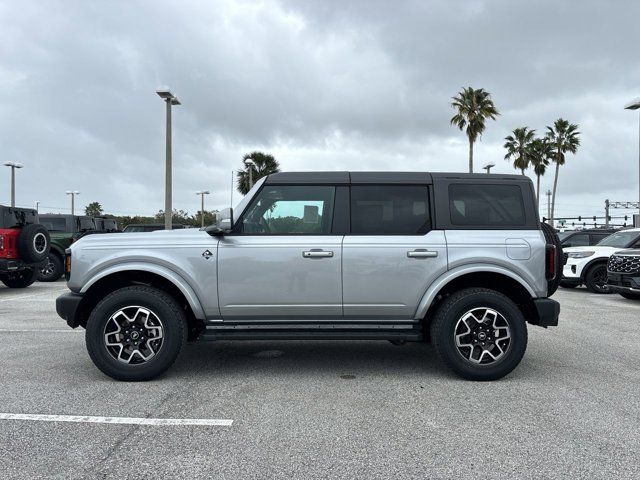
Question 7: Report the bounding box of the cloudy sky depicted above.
[1,0,639,223]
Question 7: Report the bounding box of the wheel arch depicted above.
[75,265,205,336]
[415,266,537,323]
[580,257,608,281]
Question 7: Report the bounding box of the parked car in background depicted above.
[0,206,50,288]
[93,218,119,232]
[122,223,186,232]
[38,214,96,282]
[57,172,561,382]
[557,228,617,247]
[562,228,640,293]
[606,249,640,300]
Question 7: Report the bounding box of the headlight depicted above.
[567,251,595,259]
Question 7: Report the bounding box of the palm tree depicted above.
[504,127,535,175]
[236,151,280,195]
[546,119,580,224]
[450,87,500,173]
[529,137,553,209]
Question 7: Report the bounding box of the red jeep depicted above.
[0,206,50,288]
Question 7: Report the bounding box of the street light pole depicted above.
[34,201,40,213]
[244,158,255,190]
[66,191,80,215]
[3,162,23,207]
[195,190,210,227]
[546,189,552,224]
[156,89,181,230]
[482,162,495,174]
[625,99,640,225]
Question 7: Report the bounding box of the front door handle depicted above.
[407,249,438,259]
[303,250,334,258]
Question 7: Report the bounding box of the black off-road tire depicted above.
[430,288,528,381]
[85,285,187,381]
[584,263,609,294]
[37,254,64,282]
[540,222,563,297]
[1,267,38,288]
[619,292,640,300]
[17,224,50,263]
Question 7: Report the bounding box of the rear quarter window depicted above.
[449,184,526,227]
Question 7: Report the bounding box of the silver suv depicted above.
[56,172,561,381]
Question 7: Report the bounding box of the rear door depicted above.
[217,184,343,319]
[342,184,448,320]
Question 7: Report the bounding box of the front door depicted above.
[218,184,342,319]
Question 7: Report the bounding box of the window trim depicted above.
[232,183,340,236]
[347,184,433,236]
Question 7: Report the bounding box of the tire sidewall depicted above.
[85,287,186,381]
[38,254,63,282]
[433,290,528,381]
[18,224,50,263]
[1,267,38,288]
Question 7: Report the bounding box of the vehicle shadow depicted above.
[170,340,446,379]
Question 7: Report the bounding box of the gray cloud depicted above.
[0,0,638,221]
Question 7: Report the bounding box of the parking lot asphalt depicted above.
[0,282,638,479]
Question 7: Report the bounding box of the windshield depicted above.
[557,232,572,240]
[596,231,640,248]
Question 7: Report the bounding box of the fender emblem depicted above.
[202,250,213,260]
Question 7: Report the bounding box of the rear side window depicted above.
[449,184,525,227]
[350,186,430,235]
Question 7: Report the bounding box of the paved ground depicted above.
[0,281,638,479]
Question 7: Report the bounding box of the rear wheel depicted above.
[38,254,63,282]
[619,292,640,300]
[1,268,38,288]
[430,288,528,381]
[584,263,609,294]
[85,285,186,381]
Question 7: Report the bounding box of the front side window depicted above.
[597,231,640,248]
[449,184,526,227]
[350,186,430,235]
[240,185,335,235]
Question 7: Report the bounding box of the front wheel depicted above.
[1,268,38,288]
[584,263,609,294]
[85,285,187,381]
[430,288,528,381]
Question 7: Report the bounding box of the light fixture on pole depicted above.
[4,162,23,207]
[156,88,181,230]
[66,191,80,216]
[625,98,640,225]
[195,190,210,227]
[482,162,495,174]
[244,158,256,189]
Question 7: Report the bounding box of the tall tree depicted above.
[529,137,553,209]
[85,201,103,216]
[450,87,500,173]
[546,119,580,224]
[504,127,535,175]
[236,152,281,195]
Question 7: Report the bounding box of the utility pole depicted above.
[156,89,181,230]
[230,170,234,208]
[244,158,255,190]
[605,199,610,227]
[546,190,552,225]
[4,162,23,208]
[195,190,210,227]
[34,201,40,213]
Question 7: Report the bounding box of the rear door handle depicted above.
[303,250,334,258]
[407,249,438,258]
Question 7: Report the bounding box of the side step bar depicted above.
[198,322,424,342]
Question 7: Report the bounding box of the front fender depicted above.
[79,262,206,319]
[413,264,537,320]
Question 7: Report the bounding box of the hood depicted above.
[70,227,210,251]
[564,245,630,255]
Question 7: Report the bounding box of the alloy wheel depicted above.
[454,307,512,365]
[104,306,164,364]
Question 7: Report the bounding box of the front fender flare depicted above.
[414,264,537,320]
[79,262,206,319]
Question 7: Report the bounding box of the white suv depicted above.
[562,228,640,293]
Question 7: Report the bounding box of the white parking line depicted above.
[0,413,233,427]
[0,291,67,302]
[0,329,81,333]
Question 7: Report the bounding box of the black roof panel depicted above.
[265,172,350,184]
[265,171,529,185]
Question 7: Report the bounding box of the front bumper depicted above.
[607,272,640,294]
[56,292,84,328]
[530,298,560,327]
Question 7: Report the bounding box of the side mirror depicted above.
[206,208,233,236]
